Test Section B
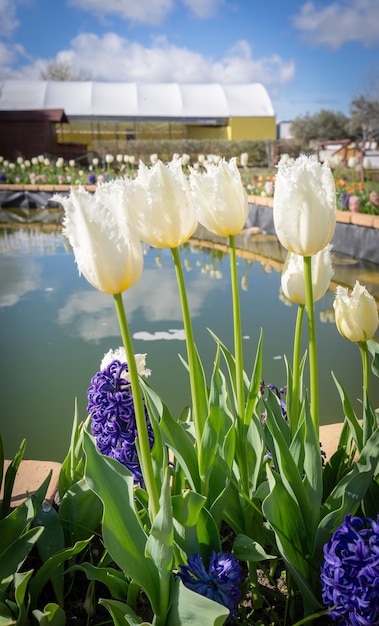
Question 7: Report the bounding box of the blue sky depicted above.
[0,0,378,122]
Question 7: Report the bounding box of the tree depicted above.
[290,110,350,149]
[40,60,89,81]
[349,95,379,143]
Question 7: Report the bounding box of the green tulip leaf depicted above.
[367,338,379,377]
[83,429,160,613]
[0,438,26,520]
[233,534,275,562]
[32,602,66,626]
[34,502,65,605]
[0,526,44,594]
[28,538,90,608]
[141,379,201,493]
[68,562,129,601]
[59,478,103,543]
[166,578,229,626]
[99,598,150,625]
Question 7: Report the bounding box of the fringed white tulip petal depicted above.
[189,158,249,237]
[131,159,198,248]
[334,281,378,342]
[55,186,143,295]
[281,245,333,305]
[273,155,337,256]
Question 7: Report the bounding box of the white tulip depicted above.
[129,159,198,248]
[189,157,249,237]
[281,245,333,305]
[333,281,378,342]
[273,154,336,256]
[54,185,143,295]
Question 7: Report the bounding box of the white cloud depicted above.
[181,0,224,19]
[69,0,224,23]
[292,0,379,49]
[133,329,186,340]
[68,0,174,25]
[14,32,294,86]
[0,0,20,37]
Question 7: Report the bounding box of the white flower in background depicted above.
[56,157,64,168]
[172,153,180,161]
[273,154,336,256]
[43,158,50,166]
[240,152,249,167]
[363,157,372,170]
[181,153,190,166]
[279,153,294,166]
[333,281,378,342]
[100,348,151,378]
[116,154,123,163]
[265,180,274,195]
[189,157,249,237]
[150,153,158,165]
[92,157,99,167]
[348,156,359,169]
[105,154,114,164]
[281,245,334,305]
[198,154,205,164]
[17,156,24,165]
[38,154,44,163]
[129,155,136,165]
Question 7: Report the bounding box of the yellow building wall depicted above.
[56,116,277,145]
[228,117,276,141]
[185,125,229,140]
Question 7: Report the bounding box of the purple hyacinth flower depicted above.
[320,514,379,626]
[87,172,96,184]
[178,551,243,619]
[87,359,154,484]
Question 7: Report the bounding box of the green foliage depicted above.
[290,109,350,149]
[349,94,379,142]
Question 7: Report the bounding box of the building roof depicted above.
[0,109,68,122]
[0,80,275,122]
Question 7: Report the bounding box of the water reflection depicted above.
[1,226,378,462]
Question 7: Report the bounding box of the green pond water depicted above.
[1,225,379,462]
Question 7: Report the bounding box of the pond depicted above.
[1,224,379,462]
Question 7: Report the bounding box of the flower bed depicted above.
[1,155,378,626]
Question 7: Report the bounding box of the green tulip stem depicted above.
[229,235,245,420]
[229,235,249,494]
[113,293,160,521]
[291,303,305,437]
[171,246,203,442]
[303,256,319,436]
[359,341,370,429]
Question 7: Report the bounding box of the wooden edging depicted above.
[247,195,379,230]
[0,186,378,230]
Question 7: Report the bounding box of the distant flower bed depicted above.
[1,152,379,215]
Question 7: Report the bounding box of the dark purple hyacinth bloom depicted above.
[87,173,96,184]
[178,551,243,619]
[320,514,379,626]
[87,359,154,484]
